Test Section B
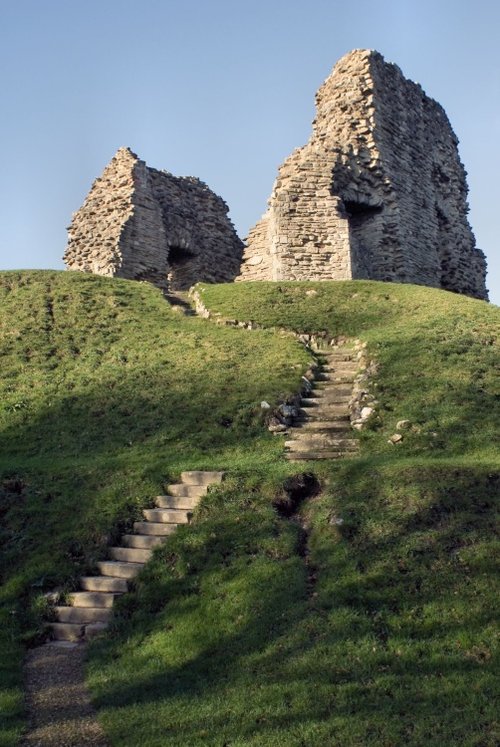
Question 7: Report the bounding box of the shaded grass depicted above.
[1,274,499,745]
[0,271,309,745]
[87,459,499,746]
[200,281,500,460]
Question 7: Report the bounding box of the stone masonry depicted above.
[64,148,243,292]
[238,50,488,300]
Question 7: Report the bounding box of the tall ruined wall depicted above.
[64,148,243,292]
[239,50,488,300]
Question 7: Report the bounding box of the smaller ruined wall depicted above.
[64,148,243,292]
[148,169,243,290]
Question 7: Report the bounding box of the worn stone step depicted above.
[321,363,358,371]
[156,494,200,509]
[55,606,112,624]
[285,439,358,450]
[180,470,224,485]
[143,508,190,524]
[109,546,153,563]
[299,404,349,419]
[297,409,350,421]
[69,591,118,608]
[299,401,350,411]
[133,521,178,536]
[305,395,352,405]
[285,450,356,460]
[97,560,143,579]
[317,374,356,384]
[312,383,353,394]
[167,483,208,498]
[316,351,355,361]
[317,358,355,365]
[80,575,128,593]
[305,400,351,408]
[49,622,85,641]
[122,533,165,549]
[292,420,353,431]
[315,371,355,380]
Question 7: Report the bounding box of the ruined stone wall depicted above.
[64,148,243,292]
[239,50,488,300]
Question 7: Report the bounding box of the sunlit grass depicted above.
[1,273,499,746]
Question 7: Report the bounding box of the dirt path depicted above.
[21,642,108,747]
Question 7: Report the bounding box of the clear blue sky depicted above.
[1,0,499,301]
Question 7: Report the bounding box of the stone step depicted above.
[122,533,166,549]
[156,494,200,510]
[321,363,358,372]
[166,483,208,499]
[300,392,351,407]
[291,420,353,431]
[133,521,178,536]
[299,401,350,411]
[80,575,128,593]
[312,384,353,394]
[315,373,355,382]
[97,560,144,579]
[109,546,153,563]
[143,508,190,524]
[69,591,118,608]
[317,374,356,383]
[49,622,85,641]
[180,471,224,486]
[55,606,112,624]
[304,401,351,409]
[285,450,357,460]
[285,438,358,450]
[301,395,350,404]
[297,410,350,421]
[317,353,355,361]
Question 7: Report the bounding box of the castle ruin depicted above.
[238,50,488,300]
[64,147,243,292]
[64,50,487,300]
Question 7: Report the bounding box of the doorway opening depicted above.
[167,244,197,290]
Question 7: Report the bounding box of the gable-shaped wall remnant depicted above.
[64,148,243,292]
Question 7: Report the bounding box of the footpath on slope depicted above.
[285,347,360,461]
[21,472,223,747]
[190,286,371,461]
[21,291,370,746]
[22,644,108,747]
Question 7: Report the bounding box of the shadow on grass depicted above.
[82,459,498,746]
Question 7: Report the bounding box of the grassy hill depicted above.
[1,272,498,746]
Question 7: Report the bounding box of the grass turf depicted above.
[0,271,309,746]
[1,274,498,745]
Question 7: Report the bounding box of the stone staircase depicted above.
[49,471,224,642]
[285,348,359,460]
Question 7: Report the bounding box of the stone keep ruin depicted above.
[239,50,488,300]
[64,50,488,300]
[64,147,243,291]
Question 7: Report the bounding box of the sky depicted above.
[0,0,499,302]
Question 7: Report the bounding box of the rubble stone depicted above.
[238,49,488,300]
[64,148,243,292]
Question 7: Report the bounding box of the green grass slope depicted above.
[1,273,498,746]
[0,271,308,746]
